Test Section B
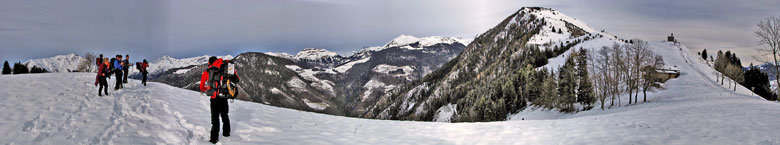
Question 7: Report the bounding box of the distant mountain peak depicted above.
[384,35,469,48]
[24,53,85,73]
[266,52,295,60]
[294,48,340,61]
[385,35,420,47]
[513,7,599,46]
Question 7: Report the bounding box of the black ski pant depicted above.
[141,72,147,86]
[114,70,123,90]
[210,98,230,141]
[123,69,129,83]
[98,76,108,95]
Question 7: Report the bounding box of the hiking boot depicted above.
[209,139,218,144]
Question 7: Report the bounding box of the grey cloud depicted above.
[1,0,778,66]
[0,0,167,62]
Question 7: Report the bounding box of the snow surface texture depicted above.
[4,41,780,144]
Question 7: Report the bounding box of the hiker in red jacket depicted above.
[199,56,230,144]
[137,59,149,86]
[95,58,110,96]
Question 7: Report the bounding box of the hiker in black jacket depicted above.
[96,54,103,68]
[122,55,132,83]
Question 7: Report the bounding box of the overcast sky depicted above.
[1,0,778,65]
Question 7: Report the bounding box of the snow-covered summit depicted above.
[294,48,341,61]
[384,35,420,47]
[266,52,295,60]
[384,35,470,49]
[516,7,599,46]
[24,53,85,73]
[524,7,595,33]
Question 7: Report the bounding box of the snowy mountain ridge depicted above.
[269,34,470,68]
[523,8,595,45]
[23,53,85,73]
[266,52,295,60]
[293,48,341,61]
[380,35,471,52]
[384,35,471,48]
[363,7,629,121]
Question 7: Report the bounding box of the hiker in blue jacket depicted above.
[113,55,124,90]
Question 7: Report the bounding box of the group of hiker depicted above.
[94,54,149,96]
[92,54,236,144]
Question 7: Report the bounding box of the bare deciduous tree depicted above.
[641,55,664,102]
[77,53,96,72]
[610,43,625,106]
[591,40,663,108]
[755,16,780,97]
[592,43,624,108]
[591,46,612,109]
[626,39,653,104]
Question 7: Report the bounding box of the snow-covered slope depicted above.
[5,43,780,145]
[516,8,628,71]
[525,8,595,46]
[24,53,85,73]
[541,34,626,71]
[513,41,760,119]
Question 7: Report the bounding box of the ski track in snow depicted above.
[2,42,780,145]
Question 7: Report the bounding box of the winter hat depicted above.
[208,56,217,65]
